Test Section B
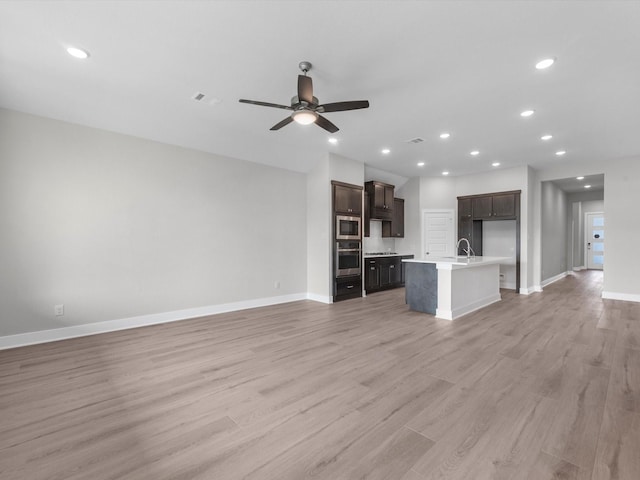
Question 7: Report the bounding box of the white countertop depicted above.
[402,256,509,268]
[363,253,414,258]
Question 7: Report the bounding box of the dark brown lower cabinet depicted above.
[334,275,362,301]
[365,255,414,293]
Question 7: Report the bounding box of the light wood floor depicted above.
[1,270,639,479]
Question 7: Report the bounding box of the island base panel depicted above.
[405,262,437,314]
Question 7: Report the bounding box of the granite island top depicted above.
[402,256,508,268]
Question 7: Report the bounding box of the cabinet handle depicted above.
[346,285,354,289]
[390,265,395,268]
[370,267,376,270]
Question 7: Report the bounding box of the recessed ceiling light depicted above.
[442,171,450,176]
[381,148,390,154]
[328,137,338,144]
[535,58,555,69]
[541,134,553,141]
[417,162,425,167]
[66,46,89,59]
[470,150,480,156]
[492,162,501,167]
[584,185,592,189]
[520,110,535,117]
[555,150,566,156]
[439,133,451,139]
[576,176,584,180]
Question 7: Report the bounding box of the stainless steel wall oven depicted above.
[336,241,361,277]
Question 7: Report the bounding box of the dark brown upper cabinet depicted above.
[382,198,405,238]
[333,182,362,215]
[492,193,517,218]
[472,192,516,220]
[363,191,370,237]
[458,197,472,219]
[365,181,394,220]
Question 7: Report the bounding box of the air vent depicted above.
[407,137,425,144]
[192,92,206,101]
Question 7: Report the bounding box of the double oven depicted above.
[335,215,362,278]
[336,240,361,277]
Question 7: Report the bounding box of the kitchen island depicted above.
[402,256,508,320]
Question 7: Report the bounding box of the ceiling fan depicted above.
[239,61,369,133]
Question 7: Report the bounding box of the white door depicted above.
[423,210,454,258]
[586,212,604,270]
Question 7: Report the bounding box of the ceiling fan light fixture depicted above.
[292,110,318,125]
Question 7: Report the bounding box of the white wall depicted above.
[540,181,568,282]
[0,109,308,337]
[306,153,364,302]
[420,176,456,210]
[363,221,396,253]
[535,158,640,300]
[306,156,332,302]
[329,153,364,189]
[395,177,420,256]
[483,220,517,289]
[365,166,408,190]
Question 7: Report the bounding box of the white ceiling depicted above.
[551,174,604,193]
[1,1,639,180]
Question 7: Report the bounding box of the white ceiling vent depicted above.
[406,137,425,144]
[192,92,206,101]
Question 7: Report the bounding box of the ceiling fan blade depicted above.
[297,75,313,104]
[315,114,339,133]
[239,99,292,110]
[270,116,294,131]
[318,100,370,113]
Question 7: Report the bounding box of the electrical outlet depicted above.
[54,304,64,316]
[274,281,280,289]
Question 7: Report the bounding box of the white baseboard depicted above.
[0,292,310,351]
[307,293,332,304]
[436,293,502,321]
[602,291,640,303]
[541,271,569,288]
[573,266,586,271]
[500,281,517,290]
[519,286,542,295]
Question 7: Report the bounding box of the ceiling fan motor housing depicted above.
[298,61,312,73]
[291,96,319,109]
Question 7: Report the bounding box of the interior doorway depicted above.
[422,210,454,259]
[586,212,604,270]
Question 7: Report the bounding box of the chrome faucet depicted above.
[456,237,474,258]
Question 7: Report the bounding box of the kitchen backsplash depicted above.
[363,221,396,253]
